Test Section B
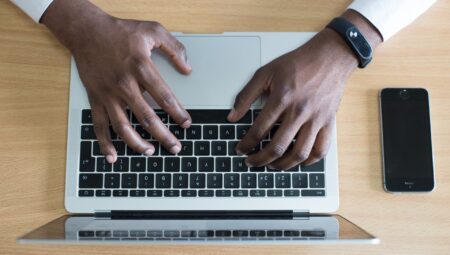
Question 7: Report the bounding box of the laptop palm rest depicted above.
[147,36,262,108]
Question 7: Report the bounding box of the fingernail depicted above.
[236,148,243,156]
[245,160,253,167]
[227,108,236,119]
[106,155,115,164]
[181,119,191,128]
[144,147,155,156]
[267,165,275,170]
[170,144,181,154]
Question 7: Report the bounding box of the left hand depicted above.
[227,29,358,170]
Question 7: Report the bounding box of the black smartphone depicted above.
[379,88,435,192]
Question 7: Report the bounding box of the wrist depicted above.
[42,0,112,52]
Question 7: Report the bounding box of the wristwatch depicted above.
[326,17,372,68]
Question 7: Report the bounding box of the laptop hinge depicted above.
[95,210,309,219]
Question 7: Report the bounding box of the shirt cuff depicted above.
[11,0,54,23]
[348,0,436,41]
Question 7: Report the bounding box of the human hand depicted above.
[228,11,382,170]
[42,0,191,163]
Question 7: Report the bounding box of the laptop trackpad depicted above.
[148,36,261,108]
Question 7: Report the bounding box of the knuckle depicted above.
[276,92,292,108]
[111,121,129,136]
[269,144,287,158]
[159,92,176,107]
[175,41,186,55]
[131,57,148,75]
[311,147,327,159]
[149,21,165,33]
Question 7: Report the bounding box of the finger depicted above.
[269,122,320,170]
[132,57,191,128]
[245,114,302,167]
[235,94,286,155]
[90,102,117,163]
[128,93,181,154]
[227,69,268,122]
[151,23,191,74]
[106,99,155,156]
[303,123,333,166]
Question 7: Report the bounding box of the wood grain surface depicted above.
[0,0,449,254]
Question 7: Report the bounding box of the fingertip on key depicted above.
[169,144,181,154]
[144,147,155,156]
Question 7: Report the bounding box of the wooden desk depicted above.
[0,0,449,254]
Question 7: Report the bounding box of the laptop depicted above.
[18,32,378,244]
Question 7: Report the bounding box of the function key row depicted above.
[82,109,256,125]
[78,189,325,198]
[79,173,324,189]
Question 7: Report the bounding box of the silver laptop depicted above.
[18,32,378,244]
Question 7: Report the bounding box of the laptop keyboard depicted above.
[78,109,325,198]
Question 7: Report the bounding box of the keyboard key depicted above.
[82,109,92,123]
[156,174,171,188]
[233,230,249,237]
[160,146,171,156]
[220,125,235,139]
[292,173,308,188]
[216,190,231,197]
[211,141,227,155]
[164,190,180,197]
[96,157,111,172]
[228,141,239,156]
[147,190,163,197]
[79,230,94,237]
[224,174,239,188]
[267,190,283,197]
[109,126,118,139]
[130,157,146,172]
[113,157,129,172]
[215,157,231,172]
[95,231,111,237]
[112,141,126,155]
[79,141,95,172]
[156,111,168,123]
[104,174,120,188]
[186,125,201,139]
[258,173,274,188]
[135,125,151,139]
[250,190,266,197]
[285,165,300,172]
[267,230,283,237]
[164,157,180,172]
[301,159,324,172]
[301,230,325,237]
[181,230,197,237]
[189,110,251,123]
[232,157,248,172]
[198,157,214,172]
[233,190,248,197]
[127,146,141,156]
[241,173,257,188]
[130,230,146,237]
[169,125,184,139]
[181,157,197,172]
[93,141,101,155]
[207,174,222,188]
[178,141,193,156]
[216,230,232,237]
[284,189,300,196]
[198,190,214,197]
[309,174,325,188]
[79,190,94,197]
[275,173,291,188]
[79,174,103,188]
[148,141,160,155]
[181,190,197,197]
[130,190,145,197]
[147,157,163,172]
[139,174,154,188]
[173,174,189,188]
[301,190,325,196]
[250,230,266,237]
[81,125,96,139]
[194,141,210,155]
[113,190,128,197]
[203,125,218,139]
[249,166,265,172]
[96,190,111,197]
[236,125,251,139]
[122,174,137,188]
[190,174,205,188]
[284,230,300,237]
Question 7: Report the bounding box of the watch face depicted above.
[346,27,372,59]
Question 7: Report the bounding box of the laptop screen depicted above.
[18,214,378,244]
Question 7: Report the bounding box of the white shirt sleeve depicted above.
[10,0,54,23]
[348,0,437,41]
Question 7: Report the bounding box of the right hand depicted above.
[42,0,192,163]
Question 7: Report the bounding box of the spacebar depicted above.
[187,110,251,124]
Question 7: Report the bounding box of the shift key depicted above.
[79,174,103,188]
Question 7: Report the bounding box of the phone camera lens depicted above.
[399,89,410,100]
